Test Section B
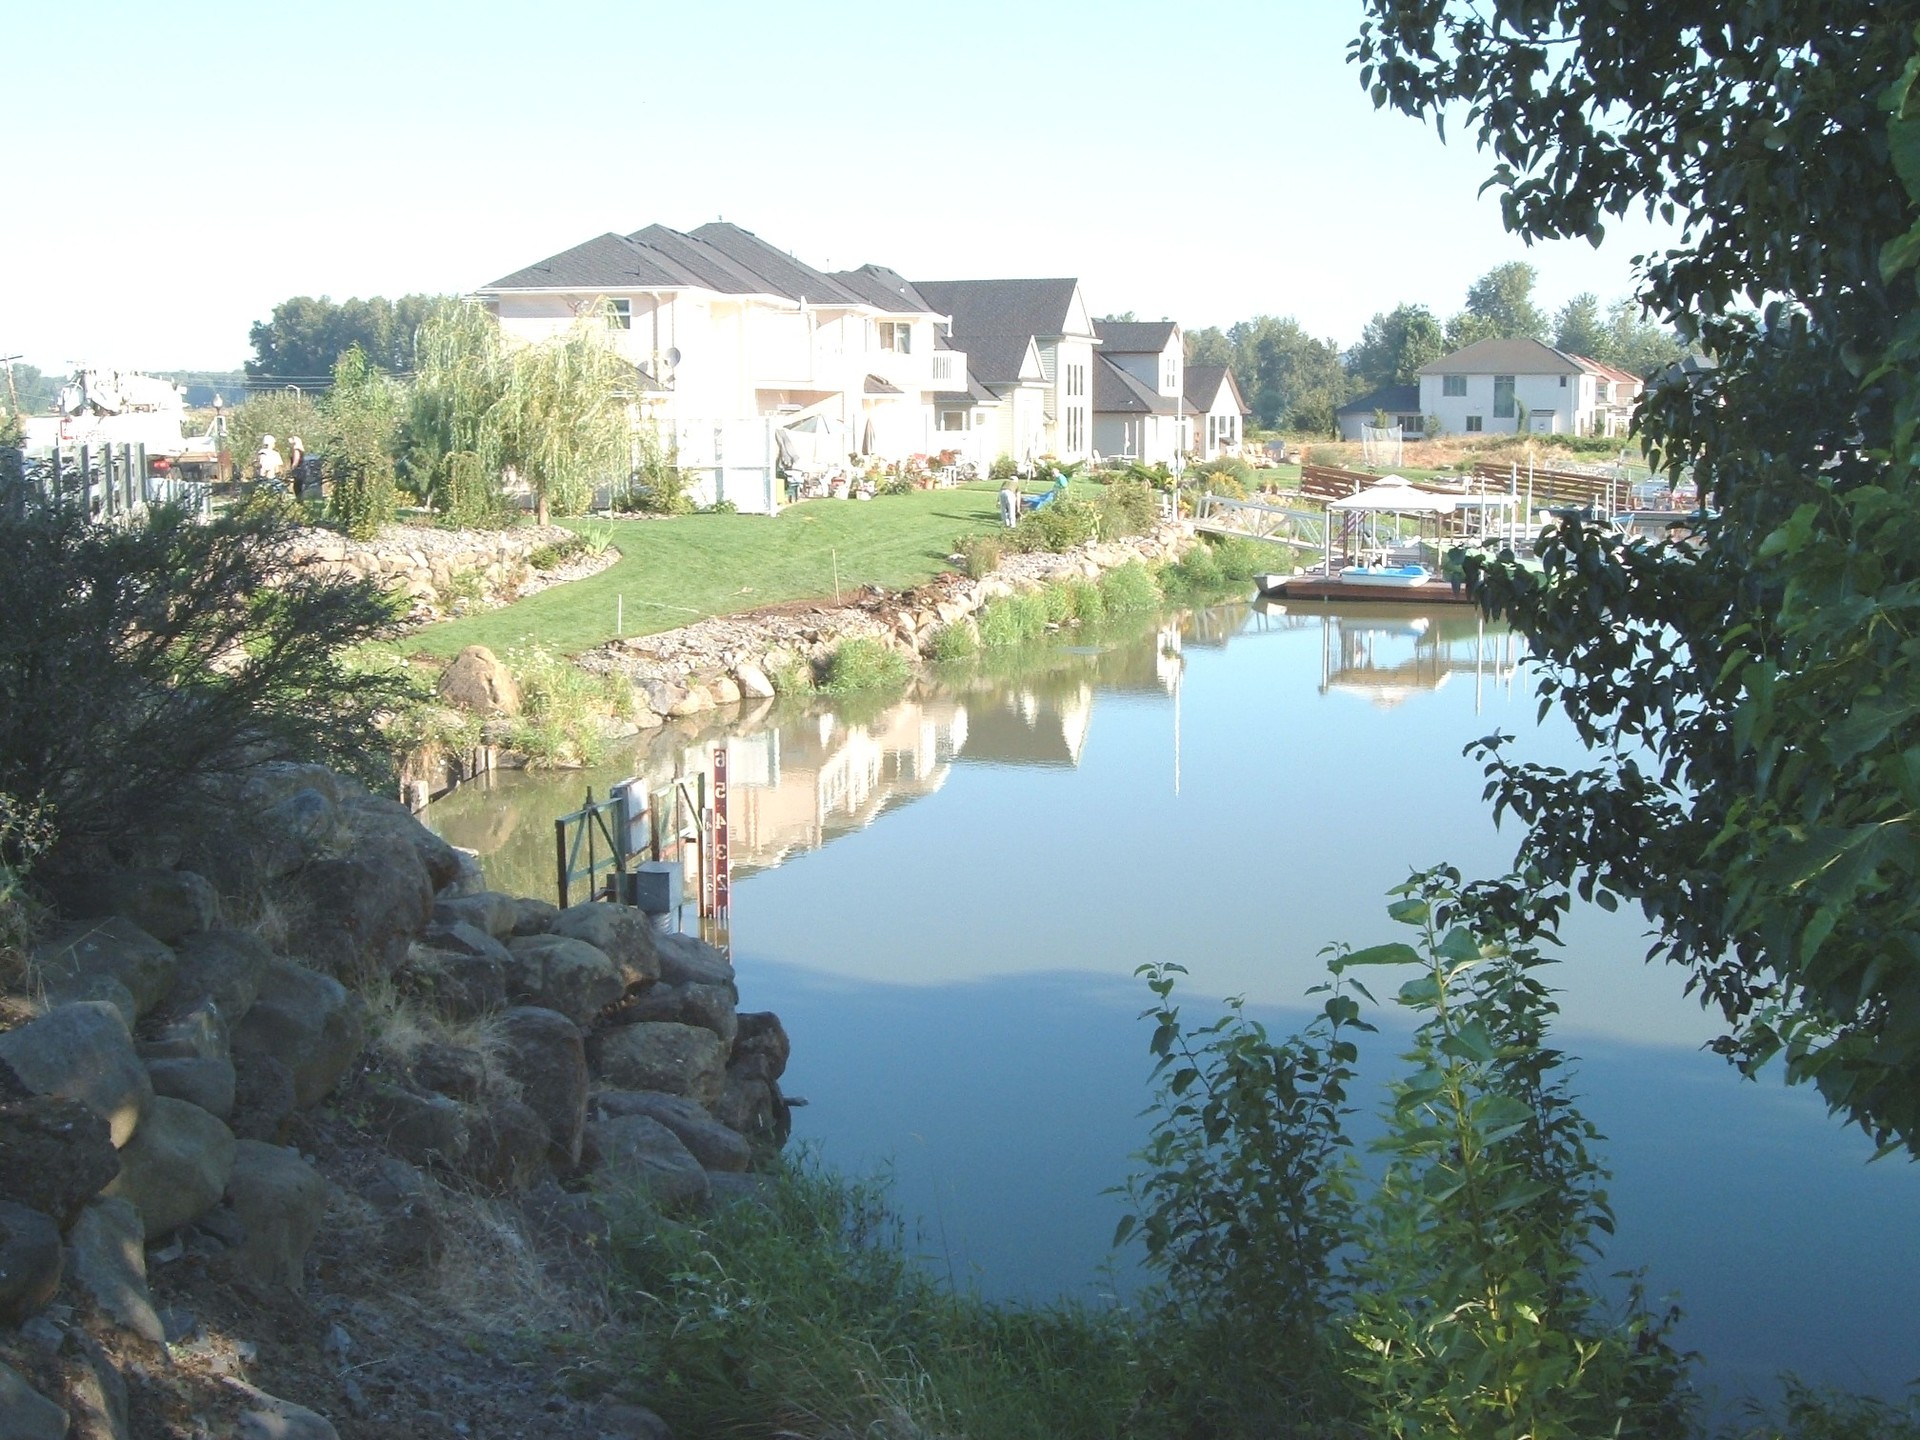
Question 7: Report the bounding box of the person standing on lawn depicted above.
[999,476,1020,527]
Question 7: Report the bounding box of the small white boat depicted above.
[1338,564,1431,588]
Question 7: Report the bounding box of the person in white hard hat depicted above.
[256,435,284,484]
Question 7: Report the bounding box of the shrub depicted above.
[1096,561,1163,615]
[614,424,693,514]
[1094,477,1159,538]
[766,654,817,695]
[322,348,402,540]
[958,533,1003,579]
[502,646,627,768]
[527,534,588,571]
[976,591,1050,647]
[0,492,407,878]
[989,455,1019,481]
[228,390,325,486]
[929,621,979,662]
[1007,498,1098,554]
[438,450,510,529]
[818,637,912,694]
[1063,579,1107,625]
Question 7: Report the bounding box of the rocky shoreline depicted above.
[0,762,786,1439]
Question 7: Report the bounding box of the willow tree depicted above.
[407,300,633,525]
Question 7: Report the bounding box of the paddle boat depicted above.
[1336,563,1430,588]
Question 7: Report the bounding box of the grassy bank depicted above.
[405,484,1006,659]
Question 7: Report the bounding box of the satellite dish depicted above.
[663,347,682,369]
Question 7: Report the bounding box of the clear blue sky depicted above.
[4,0,1675,371]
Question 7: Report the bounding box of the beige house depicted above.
[1183,365,1250,461]
[1091,320,1188,466]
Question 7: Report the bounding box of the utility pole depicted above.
[0,355,20,414]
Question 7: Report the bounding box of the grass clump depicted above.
[765,652,817,695]
[1158,537,1270,603]
[1062,579,1107,625]
[819,637,912,695]
[929,622,979,662]
[1096,561,1163,616]
[527,533,588,571]
[977,591,1050,648]
[503,646,628,767]
[606,1155,1136,1440]
[958,533,1004,579]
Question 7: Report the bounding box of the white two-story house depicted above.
[476,223,970,508]
[1418,338,1606,437]
[911,279,1102,464]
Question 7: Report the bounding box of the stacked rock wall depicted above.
[0,762,784,1437]
[286,525,575,624]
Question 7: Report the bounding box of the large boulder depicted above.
[281,833,433,983]
[432,891,518,940]
[438,645,521,717]
[550,903,660,990]
[496,1008,588,1168]
[65,1197,164,1344]
[362,1081,469,1170]
[588,1023,728,1109]
[732,1011,791,1082]
[0,1200,63,1326]
[397,944,507,1022]
[0,1002,151,1147]
[342,790,463,893]
[144,1056,235,1120]
[654,931,736,991]
[462,1099,550,1193]
[0,1360,67,1440]
[594,1090,750,1173]
[224,1141,327,1293]
[0,1059,120,1226]
[228,1051,297,1143]
[33,917,177,1021]
[103,1096,236,1238]
[136,997,228,1062]
[166,928,273,1023]
[75,868,217,945]
[232,960,366,1109]
[509,897,560,936]
[715,1068,790,1148]
[504,934,625,1026]
[614,981,737,1046]
[419,920,511,967]
[231,1381,341,1440]
[582,1114,710,1211]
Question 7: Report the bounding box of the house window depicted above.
[1492,376,1516,418]
[1163,359,1177,391]
[1559,375,1568,387]
[1442,374,1466,397]
[1465,416,1483,432]
[1399,414,1424,434]
[938,411,966,432]
[606,298,632,330]
[878,321,911,353]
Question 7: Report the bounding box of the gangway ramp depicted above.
[1192,493,1326,551]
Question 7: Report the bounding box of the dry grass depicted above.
[360,976,521,1105]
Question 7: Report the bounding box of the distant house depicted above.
[1417,337,1639,438]
[911,279,1102,463]
[1335,383,1424,442]
[1184,365,1249,460]
[1091,319,1187,465]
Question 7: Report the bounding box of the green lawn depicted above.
[405,484,1005,659]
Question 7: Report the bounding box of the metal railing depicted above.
[553,771,709,910]
[1192,493,1328,550]
[6,442,210,522]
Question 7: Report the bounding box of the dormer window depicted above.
[606,298,632,330]
[879,322,912,354]
[1163,358,1177,391]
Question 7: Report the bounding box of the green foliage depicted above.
[0,405,23,495]
[606,1155,1137,1440]
[0,493,406,875]
[0,793,53,986]
[527,534,588,571]
[1094,476,1160,537]
[1355,1,1920,1148]
[1095,561,1163,615]
[1061,579,1106,625]
[1349,303,1449,390]
[1157,538,1266,604]
[1122,870,1694,1440]
[928,621,979,662]
[502,645,625,768]
[1336,869,1691,1440]
[246,292,442,381]
[1555,293,1687,377]
[818,637,912,694]
[1726,1380,1920,1440]
[1,362,57,416]
[976,592,1050,647]
[1186,457,1255,499]
[766,654,817,695]
[321,347,401,539]
[1455,261,1550,344]
[1122,962,1362,1433]
[1006,497,1099,554]
[958,533,1003,579]
[989,454,1019,482]
[614,422,692,514]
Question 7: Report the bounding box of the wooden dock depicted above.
[1256,573,1481,606]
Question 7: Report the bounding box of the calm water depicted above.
[428,599,1920,1407]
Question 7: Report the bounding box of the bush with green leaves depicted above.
[1094,476,1160,538]
[958,533,1003,579]
[0,492,406,879]
[502,645,629,768]
[989,454,1019,482]
[1096,561,1163,615]
[321,347,402,539]
[1121,868,1695,1440]
[976,591,1050,648]
[818,637,911,694]
[929,621,979,662]
[1006,498,1099,554]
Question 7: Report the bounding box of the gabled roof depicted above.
[1417,337,1585,376]
[1094,354,1180,416]
[480,231,701,291]
[911,279,1094,379]
[1185,365,1250,416]
[1570,355,1644,388]
[830,264,937,315]
[1336,383,1422,416]
[863,375,903,395]
[1094,320,1178,355]
[684,222,868,306]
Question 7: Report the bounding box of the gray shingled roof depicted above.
[1094,355,1179,416]
[1094,320,1177,355]
[863,375,903,395]
[686,222,869,306]
[481,232,700,291]
[912,279,1087,385]
[831,264,937,315]
[1335,383,1422,416]
[1185,365,1249,415]
[1418,337,1584,376]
